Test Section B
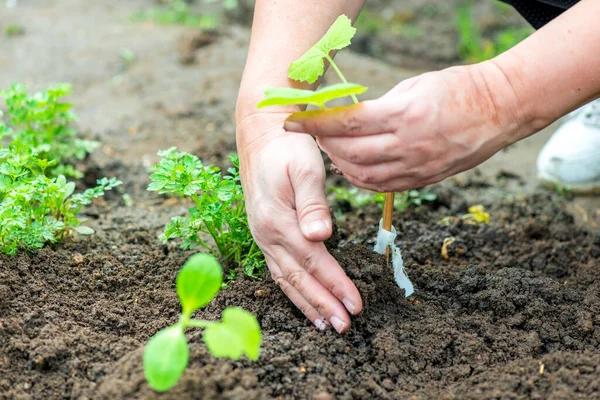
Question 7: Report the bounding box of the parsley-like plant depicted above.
[144,253,261,392]
[148,148,264,279]
[0,84,121,255]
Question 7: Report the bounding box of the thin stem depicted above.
[186,319,215,329]
[325,54,358,104]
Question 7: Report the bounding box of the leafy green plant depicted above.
[0,84,121,255]
[258,14,368,109]
[456,0,531,63]
[330,186,436,212]
[148,148,264,279]
[132,0,237,30]
[1,83,99,178]
[144,253,261,392]
[4,24,24,37]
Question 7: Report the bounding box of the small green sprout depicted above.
[4,24,25,37]
[259,15,367,108]
[143,253,261,392]
[330,186,436,212]
[148,148,265,279]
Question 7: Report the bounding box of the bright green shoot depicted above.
[259,15,367,108]
[144,253,261,392]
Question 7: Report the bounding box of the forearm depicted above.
[491,0,600,141]
[236,0,365,127]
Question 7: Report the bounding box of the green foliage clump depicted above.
[330,186,436,212]
[148,148,264,279]
[132,0,238,31]
[0,84,121,255]
[144,253,261,392]
[456,1,532,63]
[4,24,25,37]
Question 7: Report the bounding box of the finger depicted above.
[265,254,326,330]
[316,132,400,165]
[284,238,363,317]
[288,159,332,242]
[271,246,352,334]
[326,156,410,186]
[283,98,396,137]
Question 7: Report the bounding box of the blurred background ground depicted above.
[0,0,597,230]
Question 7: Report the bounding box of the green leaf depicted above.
[257,83,367,110]
[203,307,262,360]
[143,325,189,392]
[288,15,356,83]
[177,253,223,317]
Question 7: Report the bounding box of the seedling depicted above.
[144,253,261,392]
[257,14,395,233]
[0,84,121,255]
[330,186,436,212]
[259,15,412,295]
[148,148,264,279]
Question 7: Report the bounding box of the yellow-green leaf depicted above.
[143,325,189,392]
[177,253,223,318]
[288,15,356,83]
[203,307,262,361]
[257,83,367,110]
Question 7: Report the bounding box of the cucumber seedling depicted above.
[143,253,261,392]
[257,14,396,250]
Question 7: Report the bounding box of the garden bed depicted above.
[1,1,598,399]
[1,165,599,399]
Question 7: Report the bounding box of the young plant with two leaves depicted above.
[0,84,121,255]
[143,253,261,392]
[258,15,397,246]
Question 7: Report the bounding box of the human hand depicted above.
[283,63,524,192]
[236,112,363,333]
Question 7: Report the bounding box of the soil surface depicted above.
[1,1,599,400]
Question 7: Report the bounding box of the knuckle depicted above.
[296,201,329,222]
[357,169,376,184]
[343,115,363,134]
[344,145,363,164]
[300,252,319,275]
[286,269,307,289]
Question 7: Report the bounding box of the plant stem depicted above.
[325,53,395,244]
[325,54,358,104]
[186,319,215,329]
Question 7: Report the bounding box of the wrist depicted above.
[470,59,544,146]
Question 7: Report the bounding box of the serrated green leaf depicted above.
[143,325,189,392]
[288,15,356,83]
[177,253,223,317]
[203,307,261,360]
[258,83,367,110]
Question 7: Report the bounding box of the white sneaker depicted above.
[537,99,600,193]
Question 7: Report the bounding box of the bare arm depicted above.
[492,0,600,141]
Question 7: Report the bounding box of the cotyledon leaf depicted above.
[257,83,367,110]
[143,325,190,392]
[203,307,262,361]
[176,253,223,318]
[288,14,356,83]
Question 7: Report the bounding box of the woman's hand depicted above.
[236,112,363,334]
[283,62,525,193]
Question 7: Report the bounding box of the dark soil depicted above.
[1,1,598,399]
[1,177,599,399]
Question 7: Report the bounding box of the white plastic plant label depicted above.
[374,219,414,297]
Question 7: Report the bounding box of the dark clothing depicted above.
[501,0,580,28]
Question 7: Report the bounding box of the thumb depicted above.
[283,99,392,137]
[289,160,332,242]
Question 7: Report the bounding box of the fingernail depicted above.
[283,120,304,132]
[306,220,327,236]
[330,316,346,334]
[342,298,356,314]
[314,318,326,331]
